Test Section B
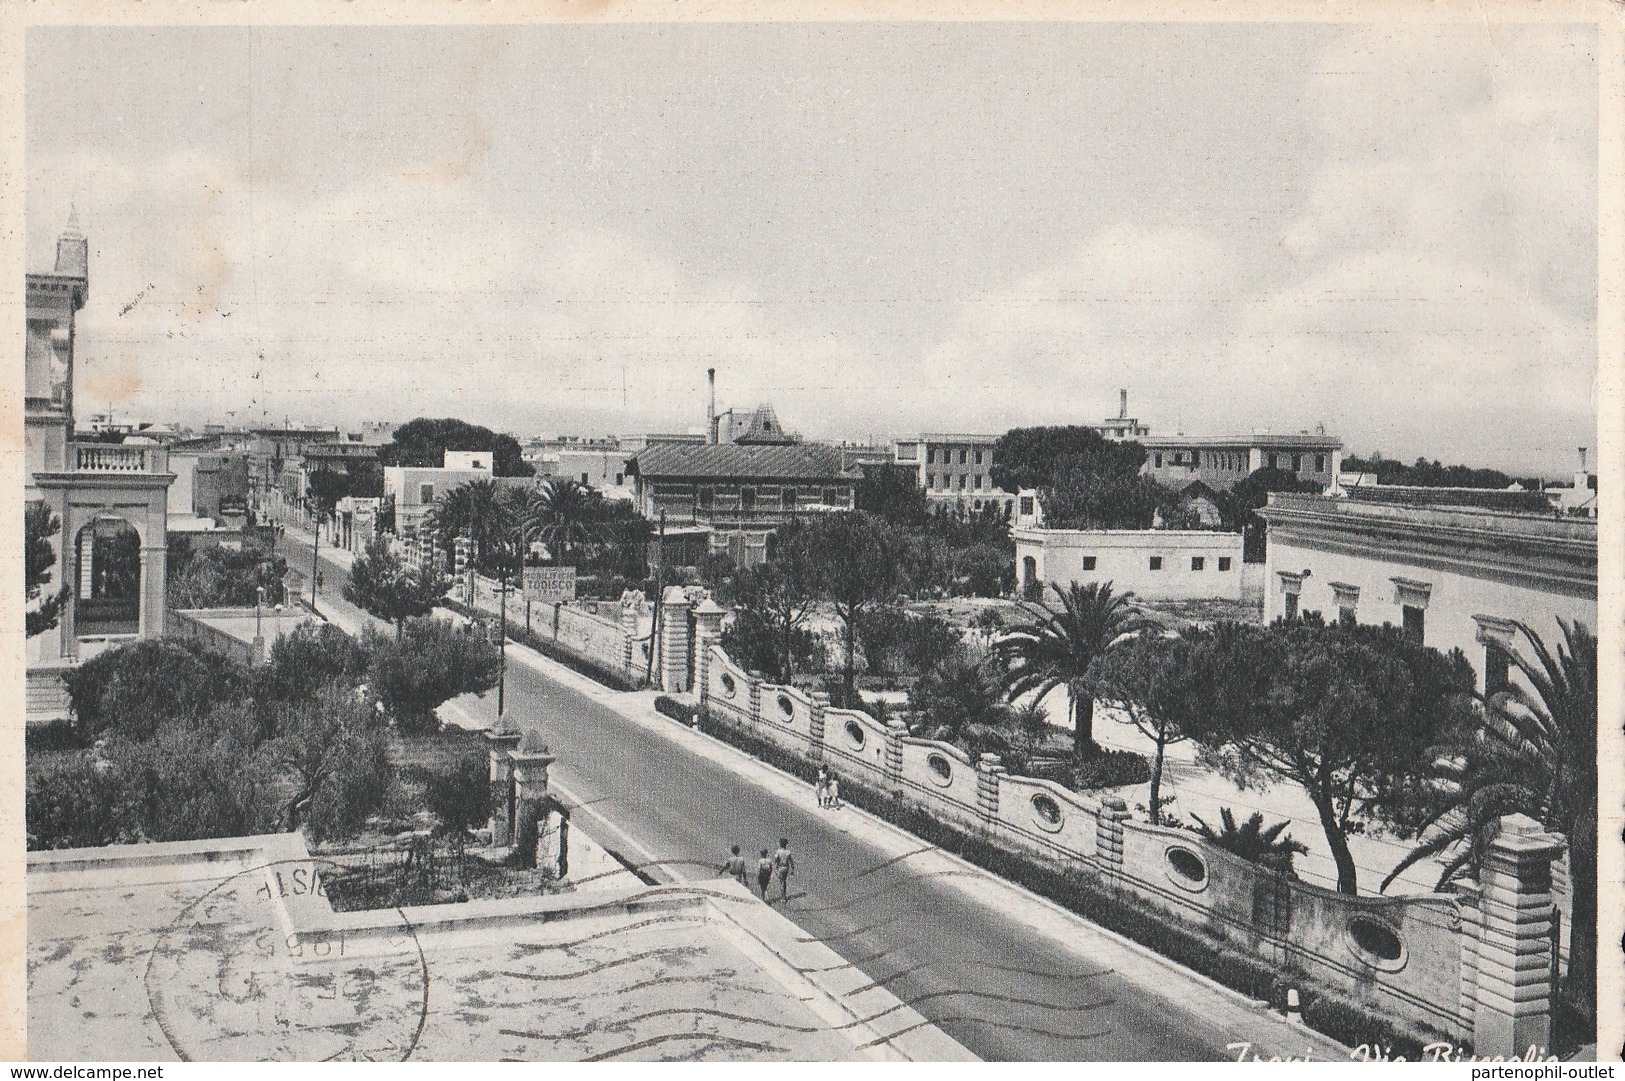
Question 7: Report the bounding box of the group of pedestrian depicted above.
[815,765,842,810]
[720,838,796,904]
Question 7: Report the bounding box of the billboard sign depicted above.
[524,566,577,603]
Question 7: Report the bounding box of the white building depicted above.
[893,433,1014,514]
[1259,493,1596,693]
[383,450,519,537]
[1014,526,1245,601]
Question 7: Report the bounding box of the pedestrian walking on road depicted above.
[772,838,796,902]
[720,845,748,888]
[815,766,831,809]
[755,849,774,901]
[827,774,842,810]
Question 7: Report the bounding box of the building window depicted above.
[614,472,623,485]
[1314,455,1326,472]
[740,488,757,511]
[1019,496,1034,515]
[698,487,714,509]
[419,484,434,503]
[1484,642,1512,695]
[973,475,982,490]
[1330,583,1360,626]
[926,473,936,489]
[958,475,966,490]
[1082,556,1097,571]
[1284,592,1299,620]
[782,488,797,509]
[1268,453,1279,470]
[1402,605,1425,643]
[1021,556,1040,600]
[1218,557,1232,571]
[1149,556,1163,571]
[1154,453,1163,468]
[926,448,934,464]
[581,472,590,485]
[823,487,841,505]
[1191,557,1205,571]
[959,449,968,465]
[1292,454,1302,472]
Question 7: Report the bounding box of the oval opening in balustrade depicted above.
[843,719,866,750]
[1346,917,1406,971]
[1164,846,1208,890]
[777,694,795,719]
[926,753,953,785]
[720,673,737,699]
[1030,793,1064,832]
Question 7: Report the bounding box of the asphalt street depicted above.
[284,530,1317,1061]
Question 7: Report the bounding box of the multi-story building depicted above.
[383,449,529,537]
[1259,493,1596,694]
[525,436,638,502]
[893,433,1014,514]
[1140,432,1342,492]
[26,214,174,712]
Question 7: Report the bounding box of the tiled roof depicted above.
[630,442,848,480]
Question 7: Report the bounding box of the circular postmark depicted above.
[143,855,430,1062]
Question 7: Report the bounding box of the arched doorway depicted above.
[1021,555,1040,601]
[75,517,141,636]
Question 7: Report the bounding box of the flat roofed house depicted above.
[1140,432,1342,492]
[1014,526,1244,602]
[1258,493,1596,695]
[895,433,1014,515]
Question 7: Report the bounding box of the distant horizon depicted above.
[28,23,1599,478]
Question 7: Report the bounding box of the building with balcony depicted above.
[1258,493,1596,694]
[1140,432,1342,492]
[26,214,174,709]
[626,441,853,566]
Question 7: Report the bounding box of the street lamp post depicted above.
[255,585,265,638]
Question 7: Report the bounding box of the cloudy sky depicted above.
[27,21,1597,474]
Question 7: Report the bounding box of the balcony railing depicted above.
[71,443,169,474]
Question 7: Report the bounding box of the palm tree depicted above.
[426,479,514,572]
[1383,619,1595,1023]
[1193,808,1309,877]
[996,581,1148,757]
[522,478,598,564]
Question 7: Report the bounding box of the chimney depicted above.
[1119,389,1128,420]
[707,368,717,445]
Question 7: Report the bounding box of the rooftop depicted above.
[631,442,849,481]
[1262,491,1597,544]
[27,833,968,1062]
[1141,433,1342,449]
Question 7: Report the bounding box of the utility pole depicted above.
[497,544,509,717]
[310,504,321,608]
[644,510,666,687]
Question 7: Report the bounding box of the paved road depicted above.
[284,530,1305,1062]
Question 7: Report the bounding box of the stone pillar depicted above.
[1472,814,1566,1057]
[807,691,829,757]
[657,586,692,694]
[976,753,1004,831]
[485,726,523,846]
[1096,796,1130,887]
[510,737,556,871]
[1457,880,1483,1037]
[883,719,906,794]
[140,541,168,638]
[747,672,763,725]
[691,598,725,707]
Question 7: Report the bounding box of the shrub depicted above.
[256,622,371,706]
[167,540,288,608]
[26,752,125,849]
[1071,747,1151,790]
[417,750,491,836]
[654,695,697,723]
[63,638,249,741]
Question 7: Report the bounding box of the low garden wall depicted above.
[693,635,1568,1057]
[523,600,650,687]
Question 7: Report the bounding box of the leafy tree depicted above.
[26,501,67,638]
[857,606,961,679]
[1212,467,1324,560]
[418,750,492,836]
[801,512,903,704]
[1342,453,1515,489]
[950,541,1015,598]
[1041,462,1184,530]
[63,638,249,741]
[1385,620,1595,1023]
[344,537,449,637]
[365,618,501,734]
[522,478,598,564]
[998,581,1148,757]
[256,622,372,706]
[855,464,929,526]
[1193,808,1310,878]
[166,544,288,608]
[730,521,819,683]
[263,686,393,842]
[990,425,1146,494]
[380,417,534,477]
[1179,619,1476,895]
[1092,630,1199,824]
[584,501,652,581]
